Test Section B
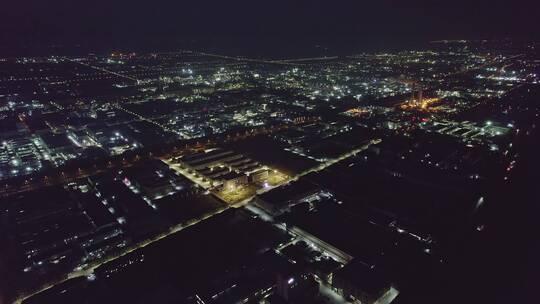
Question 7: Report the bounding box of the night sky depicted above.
[2,0,539,55]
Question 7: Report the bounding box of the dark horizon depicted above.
[2,0,539,57]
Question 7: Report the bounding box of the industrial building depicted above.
[332,259,399,304]
[173,148,266,188]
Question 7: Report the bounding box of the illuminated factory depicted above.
[171,148,267,188]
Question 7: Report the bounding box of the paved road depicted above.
[245,204,353,265]
[65,57,140,83]
[296,139,382,179]
[13,206,229,304]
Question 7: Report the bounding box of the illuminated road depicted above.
[287,226,353,264]
[13,205,229,304]
[190,50,343,66]
[64,57,140,83]
[245,204,353,265]
[296,139,382,178]
[190,50,298,66]
[240,139,382,205]
[279,56,339,63]
[244,140,383,264]
[112,103,181,135]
